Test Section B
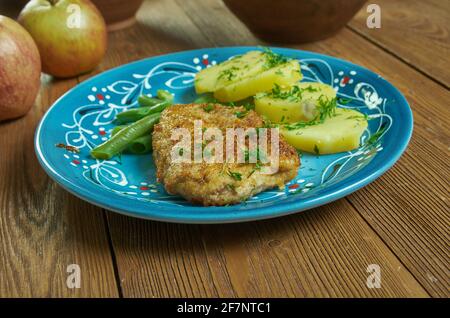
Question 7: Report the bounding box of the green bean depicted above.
[111,125,127,136]
[128,135,152,154]
[138,95,164,107]
[111,125,153,154]
[116,101,169,124]
[90,113,160,160]
[157,89,174,103]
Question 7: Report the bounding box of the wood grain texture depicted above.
[108,201,427,297]
[1,0,447,298]
[0,74,119,297]
[296,29,450,298]
[349,0,450,87]
[103,0,431,298]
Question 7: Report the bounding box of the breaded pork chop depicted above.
[152,103,300,206]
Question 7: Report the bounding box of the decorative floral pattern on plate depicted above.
[35,47,412,222]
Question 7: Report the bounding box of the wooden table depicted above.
[0,0,448,298]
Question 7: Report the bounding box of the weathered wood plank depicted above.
[108,201,428,297]
[349,0,450,87]
[0,75,119,297]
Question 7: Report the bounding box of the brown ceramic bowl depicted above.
[91,0,144,31]
[223,0,366,43]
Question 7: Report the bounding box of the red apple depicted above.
[18,0,107,78]
[0,16,41,121]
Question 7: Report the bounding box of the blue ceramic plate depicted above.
[35,47,413,223]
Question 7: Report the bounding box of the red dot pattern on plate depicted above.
[96,94,104,100]
[202,59,209,65]
[288,184,299,189]
[72,160,80,165]
[140,186,149,191]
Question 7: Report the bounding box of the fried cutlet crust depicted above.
[152,103,300,206]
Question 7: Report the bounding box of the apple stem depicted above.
[49,0,58,5]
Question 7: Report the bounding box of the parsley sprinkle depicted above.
[203,104,214,112]
[261,47,289,69]
[228,170,242,181]
[284,95,337,130]
[365,126,387,147]
[316,95,337,122]
[304,85,318,93]
[218,66,239,81]
[248,161,262,177]
[337,97,353,105]
[313,145,320,155]
[243,102,255,110]
[234,111,247,118]
[284,120,317,130]
[346,113,369,121]
[264,84,303,102]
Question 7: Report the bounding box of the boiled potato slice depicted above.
[255,82,336,123]
[195,51,267,94]
[214,59,302,102]
[281,108,368,154]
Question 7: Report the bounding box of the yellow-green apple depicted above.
[18,0,107,78]
[0,16,41,121]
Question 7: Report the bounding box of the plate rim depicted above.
[34,46,414,224]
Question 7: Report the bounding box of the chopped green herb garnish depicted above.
[365,126,386,147]
[218,66,239,81]
[303,85,319,93]
[259,84,308,103]
[248,161,263,177]
[313,144,320,155]
[203,104,214,112]
[346,113,369,121]
[257,84,318,106]
[284,95,337,130]
[316,95,337,122]
[284,121,314,130]
[263,120,275,128]
[338,97,353,105]
[234,111,247,118]
[261,47,289,69]
[243,102,255,111]
[227,170,242,181]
